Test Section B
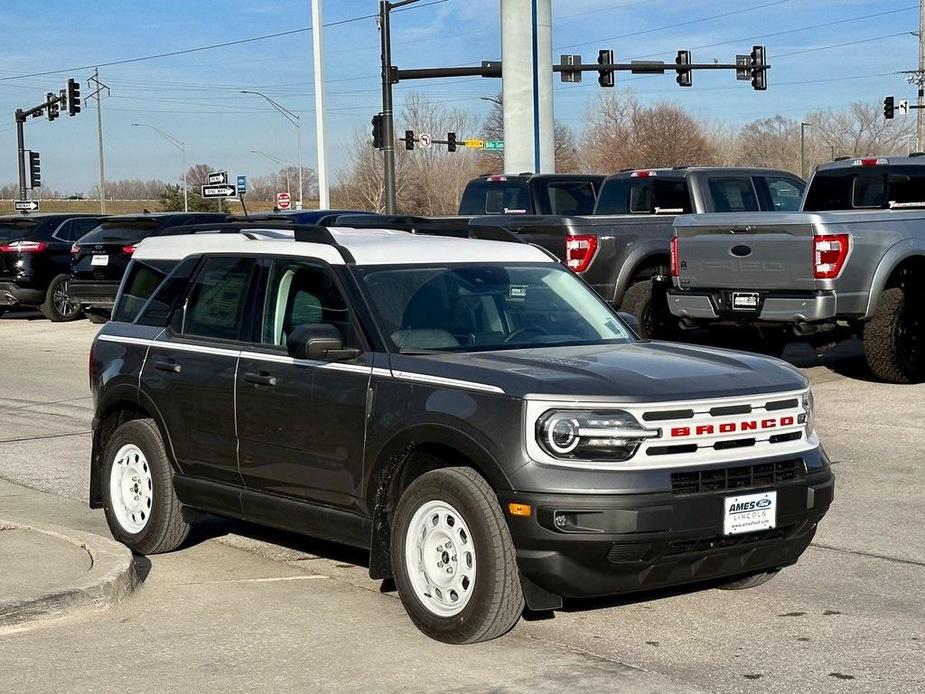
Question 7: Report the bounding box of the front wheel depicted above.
[40,274,82,322]
[391,467,524,644]
[102,419,189,554]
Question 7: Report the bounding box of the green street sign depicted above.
[484,140,504,151]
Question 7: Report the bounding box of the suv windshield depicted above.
[356,263,633,353]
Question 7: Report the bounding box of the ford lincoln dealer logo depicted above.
[669,415,795,438]
[756,498,772,509]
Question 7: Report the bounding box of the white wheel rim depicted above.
[404,500,477,617]
[109,444,153,534]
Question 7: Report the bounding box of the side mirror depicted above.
[287,323,360,361]
[617,311,641,338]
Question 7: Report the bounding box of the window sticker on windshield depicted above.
[509,284,528,300]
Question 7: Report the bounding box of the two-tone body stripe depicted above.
[96,334,504,394]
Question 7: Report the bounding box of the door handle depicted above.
[244,371,278,387]
[153,360,182,374]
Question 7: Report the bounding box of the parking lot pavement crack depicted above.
[0,430,91,444]
[810,542,925,568]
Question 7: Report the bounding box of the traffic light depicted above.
[28,151,41,188]
[46,92,59,121]
[67,78,81,116]
[371,113,384,149]
[750,45,767,91]
[447,132,457,153]
[405,130,415,150]
[884,96,895,120]
[675,50,693,88]
[597,49,615,88]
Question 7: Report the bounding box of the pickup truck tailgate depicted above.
[674,213,817,291]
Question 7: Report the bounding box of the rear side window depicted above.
[765,177,804,211]
[708,178,760,212]
[112,261,167,323]
[459,181,531,215]
[180,256,258,341]
[595,178,692,215]
[543,181,598,215]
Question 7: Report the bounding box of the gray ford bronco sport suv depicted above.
[89,221,833,644]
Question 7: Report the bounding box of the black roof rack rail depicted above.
[909,151,925,157]
[833,155,852,162]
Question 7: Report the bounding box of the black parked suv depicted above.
[0,214,105,321]
[70,212,228,322]
[90,222,833,643]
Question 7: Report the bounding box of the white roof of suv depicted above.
[132,225,553,266]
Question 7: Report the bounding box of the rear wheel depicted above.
[621,279,675,340]
[102,419,189,554]
[392,467,524,644]
[863,285,925,384]
[718,569,779,590]
[40,274,82,322]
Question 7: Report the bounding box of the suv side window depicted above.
[260,260,358,350]
[112,261,168,323]
[707,177,760,212]
[765,177,804,211]
[71,218,103,240]
[180,256,258,341]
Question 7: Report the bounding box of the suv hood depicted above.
[388,342,806,401]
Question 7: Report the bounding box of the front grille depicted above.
[606,542,653,564]
[670,459,804,495]
[665,526,790,556]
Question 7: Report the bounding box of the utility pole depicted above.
[88,67,109,214]
[918,0,924,151]
[800,122,811,179]
[311,0,330,209]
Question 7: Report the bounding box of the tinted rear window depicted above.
[804,166,925,211]
[595,178,692,214]
[459,181,532,215]
[0,219,58,241]
[542,181,598,215]
[78,221,161,245]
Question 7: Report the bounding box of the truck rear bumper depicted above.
[668,289,837,323]
[500,455,833,601]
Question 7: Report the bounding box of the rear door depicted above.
[142,255,259,485]
[674,214,817,291]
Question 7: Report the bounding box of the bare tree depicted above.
[733,116,801,172]
[805,102,915,166]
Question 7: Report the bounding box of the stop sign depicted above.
[276,192,291,210]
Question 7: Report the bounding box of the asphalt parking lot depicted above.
[0,310,922,693]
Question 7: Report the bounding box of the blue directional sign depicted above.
[236,175,247,194]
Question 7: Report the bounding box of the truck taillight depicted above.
[670,236,680,277]
[631,170,657,178]
[813,234,850,279]
[0,240,47,253]
[565,235,598,272]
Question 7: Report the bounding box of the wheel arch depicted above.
[865,240,925,319]
[613,249,671,307]
[366,424,512,580]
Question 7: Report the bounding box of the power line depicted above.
[0,0,447,82]
[775,32,913,59]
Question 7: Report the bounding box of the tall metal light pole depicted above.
[800,122,811,180]
[132,123,187,212]
[311,0,330,208]
[250,150,292,197]
[241,90,303,209]
[919,0,924,151]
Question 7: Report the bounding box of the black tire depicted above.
[102,419,189,554]
[620,279,675,340]
[86,311,109,325]
[391,467,524,644]
[718,569,779,590]
[863,285,925,384]
[40,274,82,322]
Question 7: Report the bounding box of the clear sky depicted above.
[0,0,919,193]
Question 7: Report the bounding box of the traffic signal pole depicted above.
[15,110,27,202]
[918,0,924,151]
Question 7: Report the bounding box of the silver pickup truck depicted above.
[668,156,925,383]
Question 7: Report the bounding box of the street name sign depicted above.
[201,184,236,198]
[463,139,484,149]
[208,171,228,185]
[14,200,39,211]
[484,140,504,151]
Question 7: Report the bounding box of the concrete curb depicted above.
[0,519,138,628]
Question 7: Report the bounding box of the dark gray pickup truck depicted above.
[669,156,925,383]
[487,167,805,337]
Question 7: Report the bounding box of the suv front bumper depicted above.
[0,281,45,306]
[69,280,119,309]
[668,288,837,323]
[499,455,833,600]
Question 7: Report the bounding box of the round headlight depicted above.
[536,409,655,462]
[545,417,580,454]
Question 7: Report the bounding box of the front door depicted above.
[236,259,372,511]
[142,255,259,485]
